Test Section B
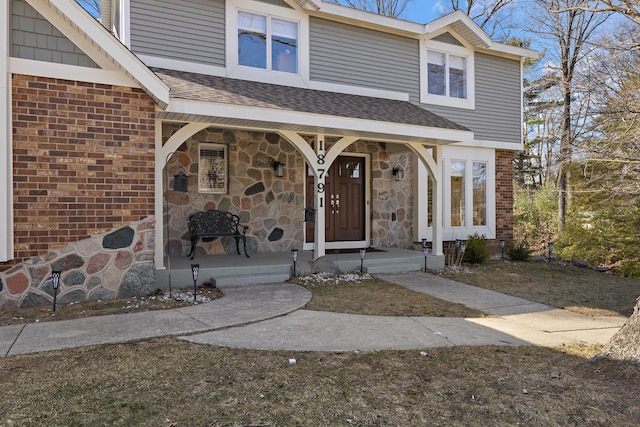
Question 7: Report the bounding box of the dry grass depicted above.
[1,338,639,426]
[438,260,640,317]
[2,263,640,425]
[298,275,486,318]
[0,286,223,326]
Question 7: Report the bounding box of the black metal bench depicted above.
[187,210,249,259]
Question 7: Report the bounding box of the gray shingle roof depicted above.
[152,68,468,132]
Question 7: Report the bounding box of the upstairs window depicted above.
[238,11,298,74]
[427,51,467,99]
[420,36,475,109]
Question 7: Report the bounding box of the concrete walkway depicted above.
[0,273,627,357]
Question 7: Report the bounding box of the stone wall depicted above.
[0,218,156,309]
[163,126,305,256]
[163,126,414,255]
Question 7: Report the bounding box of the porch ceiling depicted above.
[153,68,473,144]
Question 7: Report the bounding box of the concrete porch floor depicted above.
[155,247,445,290]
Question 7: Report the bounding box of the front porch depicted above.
[155,247,444,289]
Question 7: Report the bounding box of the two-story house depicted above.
[0,0,536,306]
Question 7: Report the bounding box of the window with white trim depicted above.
[420,36,475,109]
[238,11,298,74]
[199,143,228,194]
[226,0,309,85]
[428,51,467,99]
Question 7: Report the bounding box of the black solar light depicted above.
[500,240,505,260]
[191,264,199,302]
[291,249,299,277]
[548,242,554,263]
[359,248,366,275]
[423,246,429,271]
[460,241,467,264]
[51,270,61,312]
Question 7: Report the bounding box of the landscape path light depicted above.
[423,246,429,271]
[500,240,505,260]
[191,264,199,302]
[359,248,366,275]
[548,242,554,263]
[51,270,61,312]
[291,249,299,277]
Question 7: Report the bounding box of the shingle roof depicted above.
[152,68,468,132]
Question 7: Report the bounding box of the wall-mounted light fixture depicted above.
[392,167,404,181]
[273,161,285,178]
[173,171,189,193]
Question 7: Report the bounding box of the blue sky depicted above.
[398,0,444,24]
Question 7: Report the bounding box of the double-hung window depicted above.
[237,11,298,74]
[420,37,474,109]
[428,51,467,99]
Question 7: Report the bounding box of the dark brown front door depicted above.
[306,156,365,242]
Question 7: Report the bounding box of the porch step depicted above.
[365,262,423,274]
[213,273,291,287]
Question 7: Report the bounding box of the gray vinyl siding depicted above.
[130,0,225,67]
[11,0,98,68]
[432,32,463,46]
[309,17,420,95]
[425,53,522,144]
[309,17,521,144]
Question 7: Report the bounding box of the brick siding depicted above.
[495,149,514,242]
[6,74,156,264]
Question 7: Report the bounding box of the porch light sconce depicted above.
[173,171,189,193]
[273,161,285,178]
[359,248,366,275]
[392,167,404,181]
[500,240,506,260]
[191,264,199,302]
[51,270,61,312]
[291,249,299,277]
[548,242,554,263]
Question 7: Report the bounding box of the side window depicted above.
[199,143,228,194]
[237,11,298,74]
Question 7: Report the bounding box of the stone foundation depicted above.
[0,217,156,309]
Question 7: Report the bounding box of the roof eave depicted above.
[29,0,170,108]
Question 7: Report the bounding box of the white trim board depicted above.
[10,58,140,87]
[1,0,13,261]
[167,99,474,143]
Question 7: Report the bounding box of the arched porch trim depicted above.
[278,130,359,259]
[155,122,210,268]
[407,143,443,257]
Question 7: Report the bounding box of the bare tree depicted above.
[439,0,516,39]
[552,0,640,25]
[527,0,610,232]
[327,0,411,18]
